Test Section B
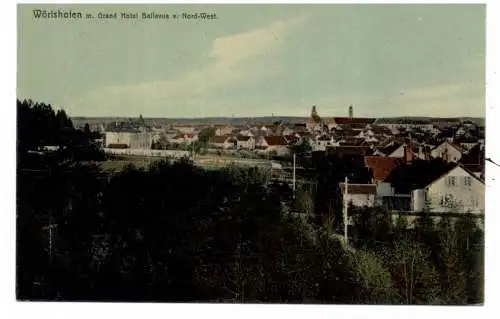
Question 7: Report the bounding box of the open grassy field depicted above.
[96,153,276,173]
[99,156,166,172]
[98,155,245,172]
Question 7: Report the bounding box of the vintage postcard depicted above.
[16,3,485,305]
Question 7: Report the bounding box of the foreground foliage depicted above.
[17,100,484,304]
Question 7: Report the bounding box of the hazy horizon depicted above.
[68,114,484,120]
[17,4,485,118]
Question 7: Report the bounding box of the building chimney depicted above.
[404,139,414,164]
[443,147,449,162]
[403,144,407,163]
[406,146,413,163]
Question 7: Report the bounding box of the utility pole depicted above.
[48,167,53,265]
[292,152,296,198]
[344,176,349,245]
[48,214,53,264]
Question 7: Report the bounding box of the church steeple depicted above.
[311,105,317,117]
[307,105,323,133]
[310,105,321,122]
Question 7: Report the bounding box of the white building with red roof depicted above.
[340,183,378,208]
[211,135,235,149]
[255,136,290,156]
[412,164,484,214]
[236,135,255,150]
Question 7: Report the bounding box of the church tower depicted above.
[307,105,322,132]
[348,105,353,118]
[311,105,319,120]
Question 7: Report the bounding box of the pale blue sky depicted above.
[17,4,485,118]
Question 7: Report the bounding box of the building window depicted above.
[440,193,454,206]
[446,176,456,187]
[464,176,472,186]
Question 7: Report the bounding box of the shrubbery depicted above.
[16,100,484,304]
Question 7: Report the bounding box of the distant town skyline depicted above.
[17,4,485,118]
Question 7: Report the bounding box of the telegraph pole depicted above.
[344,176,349,245]
[292,152,296,198]
[48,167,53,265]
[48,214,53,264]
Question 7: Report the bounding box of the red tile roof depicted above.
[328,117,376,125]
[213,136,229,143]
[364,156,404,182]
[284,135,300,143]
[107,143,128,149]
[264,136,289,146]
[339,183,377,195]
[236,135,252,142]
[369,125,393,135]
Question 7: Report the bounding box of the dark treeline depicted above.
[17,100,484,304]
[17,99,105,164]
